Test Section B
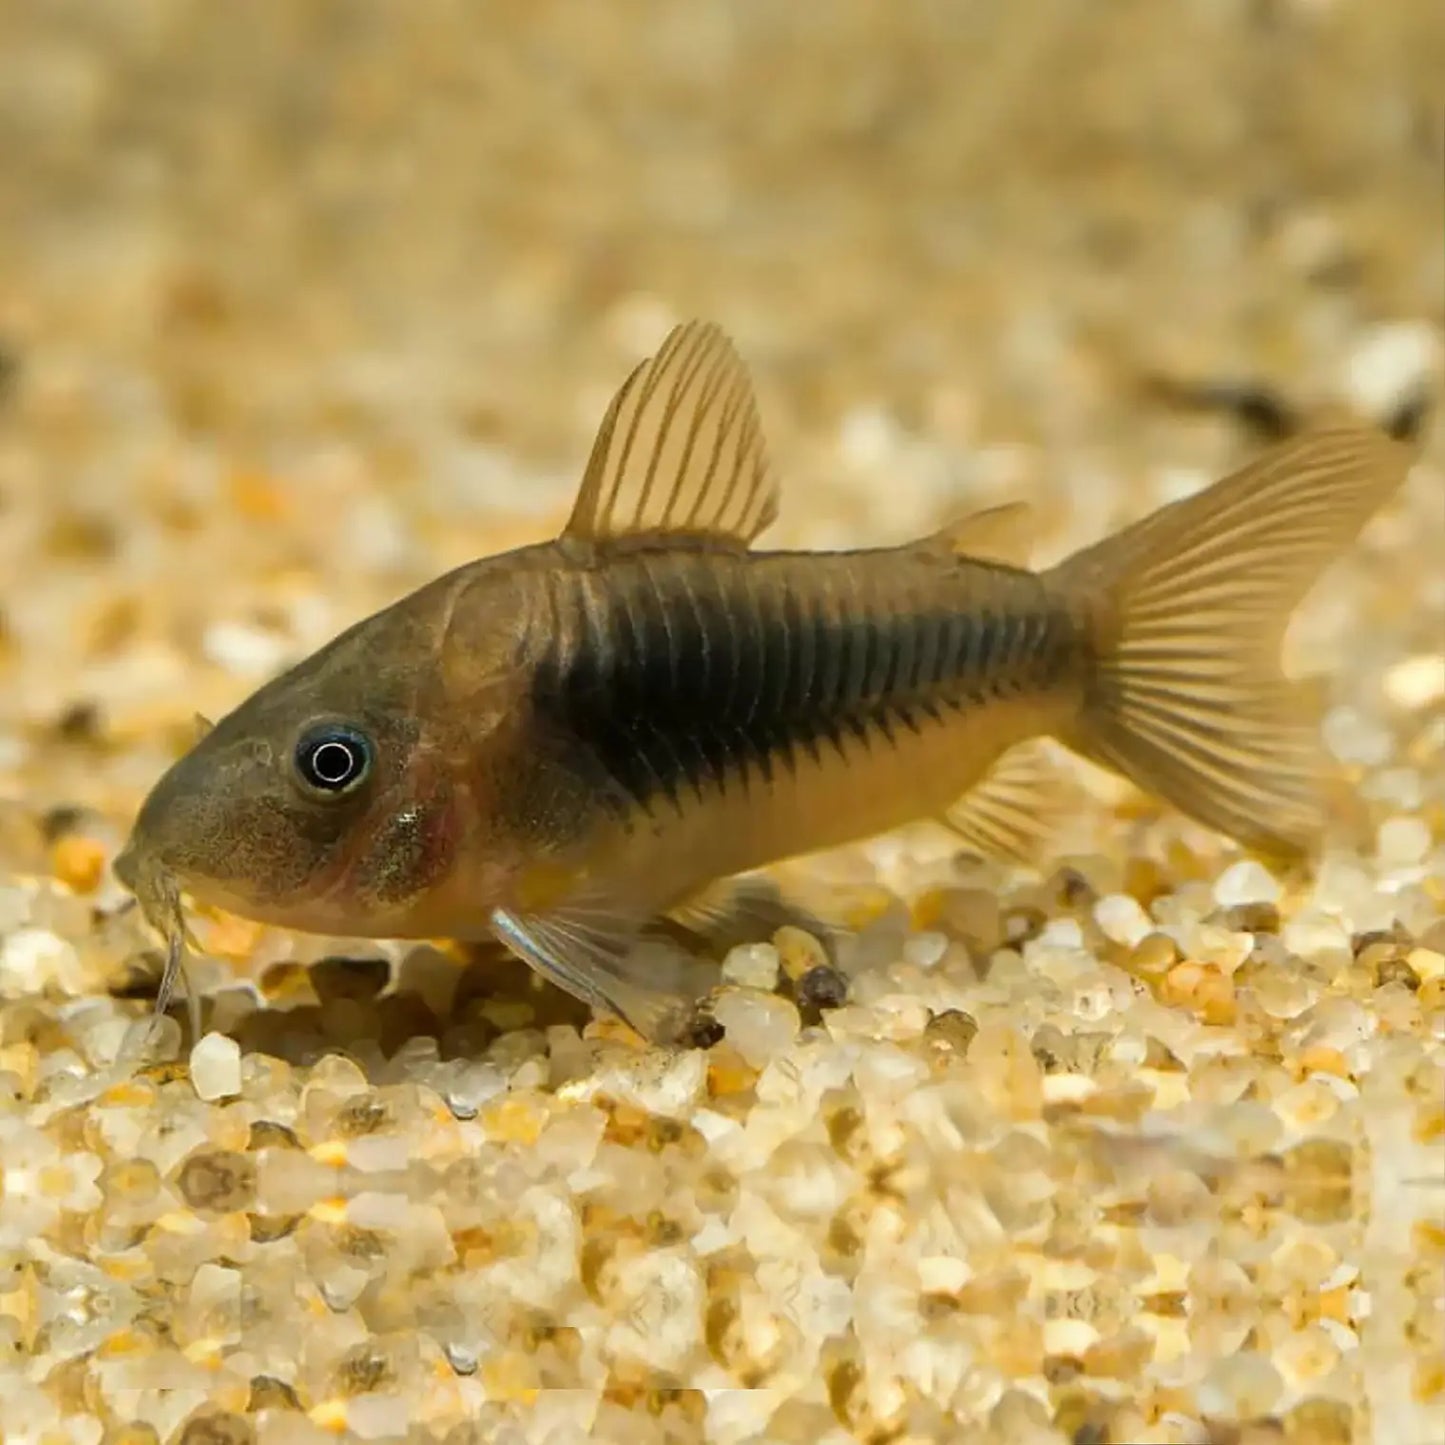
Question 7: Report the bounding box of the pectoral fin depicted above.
[491,900,717,1044]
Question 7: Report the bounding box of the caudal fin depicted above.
[1048,425,1418,859]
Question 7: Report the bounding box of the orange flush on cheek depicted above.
[351,790,463,910]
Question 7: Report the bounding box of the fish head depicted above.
[115,578,519,940]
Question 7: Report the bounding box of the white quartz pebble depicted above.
[190,1032,242,1101]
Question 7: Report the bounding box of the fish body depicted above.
[115,320,1416,1040]
[439,538,1079,921]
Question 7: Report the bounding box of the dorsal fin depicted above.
[564,320,780,546]
[919,500,1035,566]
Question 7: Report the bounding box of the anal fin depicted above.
[937,740,1080,865]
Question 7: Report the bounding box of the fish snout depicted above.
[112,839,140,892]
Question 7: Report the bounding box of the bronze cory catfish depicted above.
[115,320,1415,1039]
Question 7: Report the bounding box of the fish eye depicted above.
[294,725,372,795]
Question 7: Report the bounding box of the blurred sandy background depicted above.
[0,3,1443,1443]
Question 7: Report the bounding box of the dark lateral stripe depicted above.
[531,562,1066,815]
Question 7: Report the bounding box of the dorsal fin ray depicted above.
[564,320,780,546]
[919,500,1035,566]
